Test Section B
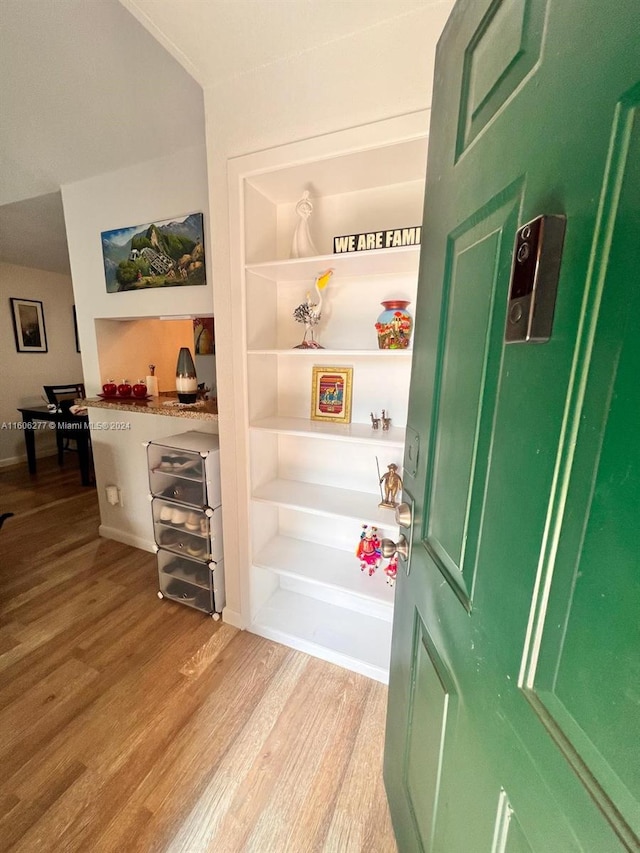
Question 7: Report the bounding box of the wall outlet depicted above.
[105,484,120,506]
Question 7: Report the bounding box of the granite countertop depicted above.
[82,395,219,421]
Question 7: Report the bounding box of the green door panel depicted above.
[504,816,531,853]
[457,0,548,155]
[503,814,534,853]
[425,188,521,607]
[404,614,456,851]
[492,793,535,853]
[384,0,640,850]
[527,91,640,841]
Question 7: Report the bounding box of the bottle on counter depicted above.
[146,364,159,397]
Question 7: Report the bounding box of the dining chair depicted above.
[43,383,87,465]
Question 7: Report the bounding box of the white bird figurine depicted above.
[293,268,334,348]
[290,191,318,258]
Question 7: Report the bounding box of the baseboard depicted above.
[98,524,155,553]
[0,449,57,468]
[0,455,25,468]
[221,607,246,629]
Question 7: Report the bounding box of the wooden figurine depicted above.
[379,463,402,508]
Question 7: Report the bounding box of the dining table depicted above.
[16,405,93,486]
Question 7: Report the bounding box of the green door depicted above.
[384,1,639,851]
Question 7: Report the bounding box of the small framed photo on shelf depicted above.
[10,298,48,353]
[310,366,353,424]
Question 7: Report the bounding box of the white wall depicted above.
[91,407,217,553]
[61,144,212,397]
[60,144,214,547]
[0,262,83,465]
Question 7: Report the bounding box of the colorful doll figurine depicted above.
[384,556,399,586]
[356,524,382,576]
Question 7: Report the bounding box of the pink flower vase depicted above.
[375,300,413,349]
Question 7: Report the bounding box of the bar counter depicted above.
[83,395,218,422]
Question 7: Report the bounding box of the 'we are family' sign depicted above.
[333,226,421,253]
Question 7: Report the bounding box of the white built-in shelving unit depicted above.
[227,111,429,682]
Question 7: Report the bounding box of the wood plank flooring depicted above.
[0,458,397,852]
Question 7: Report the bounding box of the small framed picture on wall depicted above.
[310,365,353,424]
[10,298,48,353]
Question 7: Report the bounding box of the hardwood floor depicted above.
[0,459,397,852]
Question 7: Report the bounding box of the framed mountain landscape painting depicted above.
[101,213,206,293]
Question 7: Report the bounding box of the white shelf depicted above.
[246,245,421,281]
[244,133,427,202]
[250,416,405,446]
[251,588,393,683]
[231,114,428,681]
[252,478,398,526]
[254,534,394,616]
[247,348,412,357]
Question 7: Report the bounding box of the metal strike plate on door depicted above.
[404,427,419,479]
[505,214,566,343]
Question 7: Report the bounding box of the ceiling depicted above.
[0,0,206,275]
[122,0,442,87]
[0,192,72,275]
[0,0,447,276]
